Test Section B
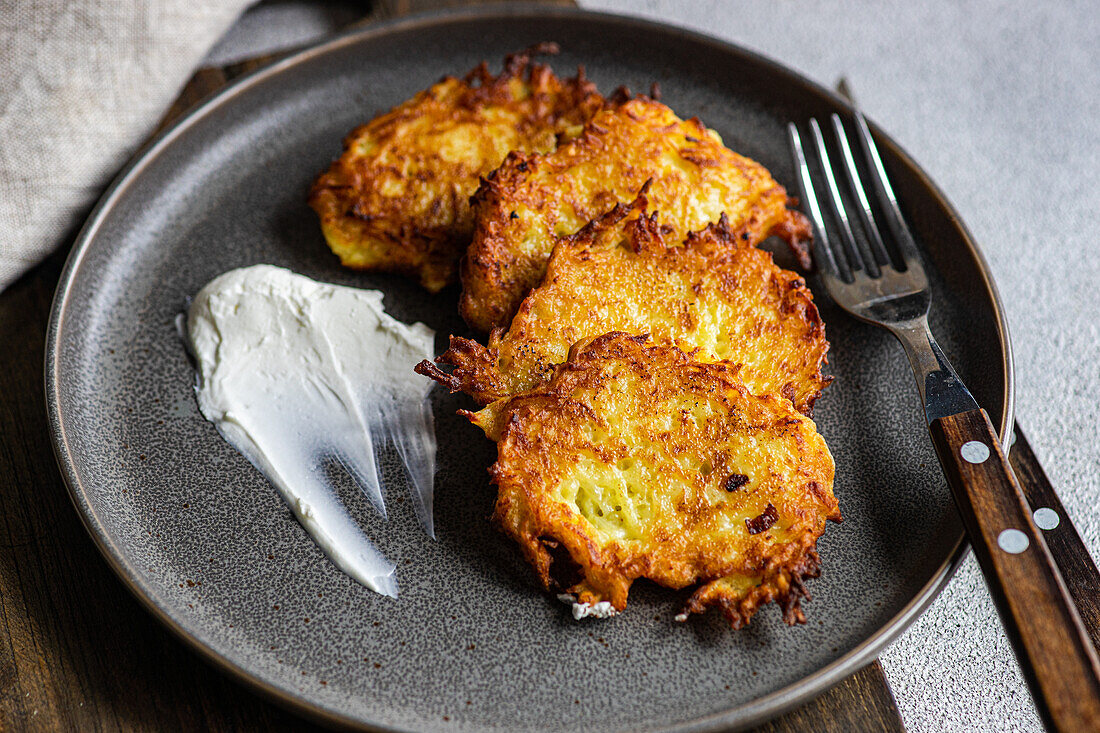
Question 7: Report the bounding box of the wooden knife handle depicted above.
[930,408,1100,731]
[1010,426,1100,651]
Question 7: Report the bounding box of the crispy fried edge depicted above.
[307,43,603,292]
[466,332,839,628]
[459,94,814,331]
[680,546,822,629]
[417,191,830,415]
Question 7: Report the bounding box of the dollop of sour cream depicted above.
[184,265,437,597]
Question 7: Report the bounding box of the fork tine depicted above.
[787,122,849,281]
[830,114,893,270]
[852,111,923,266]
[808,118,872,277]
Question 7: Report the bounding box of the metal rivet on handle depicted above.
[960,440,990,464]
[998,528,1030,554]
[1033,507,1060,531]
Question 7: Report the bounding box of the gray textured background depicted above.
[210,1,1098,730]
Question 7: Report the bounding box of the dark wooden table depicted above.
[1,1,960,729]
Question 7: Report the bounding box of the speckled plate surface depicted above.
[46,7,1013,732]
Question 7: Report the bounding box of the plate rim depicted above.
[44,5,1015,731]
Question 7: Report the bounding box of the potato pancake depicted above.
[308,44,604,292]
[459,94,811,331]
[418,195,829,415]
[468,333,839,627]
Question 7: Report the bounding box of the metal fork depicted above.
[789,113,1100,731]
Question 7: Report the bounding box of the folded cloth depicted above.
[0,0,253,291]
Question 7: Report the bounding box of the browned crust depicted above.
[308,44,604,292]
[459,95,812,331]
[420,193,831,415]
[772,205,814,270]
[414,333,507,399]
[681,549,821,628]
[471,333,839,628]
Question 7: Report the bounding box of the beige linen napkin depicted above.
[0,0,253,290]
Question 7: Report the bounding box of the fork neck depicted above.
[887,317,980,425]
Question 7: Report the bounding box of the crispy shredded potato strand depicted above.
[308,44,603,292]
[459,95,811,330]
[419,196,829,415]
[469,334,839,628]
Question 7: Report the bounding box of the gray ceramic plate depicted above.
[46,6,1013,732]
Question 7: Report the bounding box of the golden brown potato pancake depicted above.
[418,195,829,415]
[459,94,811,331]
[308,44,604,292]
[468,333,839,628]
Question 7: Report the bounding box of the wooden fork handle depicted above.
[930,408,1100,731]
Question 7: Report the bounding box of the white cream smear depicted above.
[184,265,437,598]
